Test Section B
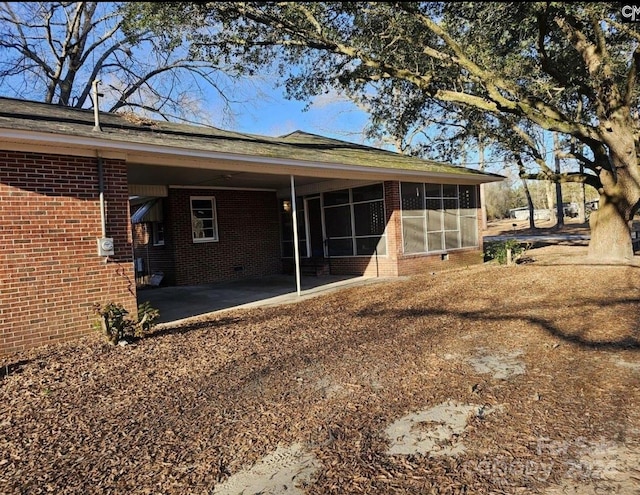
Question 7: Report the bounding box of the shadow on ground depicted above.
[138,274,395,325]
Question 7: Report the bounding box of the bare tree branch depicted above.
[0,2,242,124]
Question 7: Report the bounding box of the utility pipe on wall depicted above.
[97,156,106,238]
[92,79,110,256]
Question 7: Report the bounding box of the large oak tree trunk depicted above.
[588,148,640,262]
[588,197,633,261]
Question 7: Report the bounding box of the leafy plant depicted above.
[484,239,529,265]
[137,301,160,335]
[93,301,159,345]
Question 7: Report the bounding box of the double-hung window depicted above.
[191,196,218,242]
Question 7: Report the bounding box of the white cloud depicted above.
[308,89,351,110]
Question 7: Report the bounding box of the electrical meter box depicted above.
[97,237,115,256]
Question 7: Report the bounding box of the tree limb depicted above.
[625,46,640,108]
[535,8,593,98]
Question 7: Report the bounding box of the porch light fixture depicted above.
[283,200,291,212]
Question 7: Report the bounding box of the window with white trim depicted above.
[401,183,478,253]
[191,196,218,242]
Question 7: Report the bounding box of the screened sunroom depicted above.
[400,182,479,255]
[279,180,482,278]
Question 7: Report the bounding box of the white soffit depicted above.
[128,184,168,197]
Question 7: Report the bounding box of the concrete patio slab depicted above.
[138,274,398,327]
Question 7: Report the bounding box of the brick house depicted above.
[0,97,503,356]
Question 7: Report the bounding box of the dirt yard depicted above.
[483,217,591,237]
[2,236,640,494]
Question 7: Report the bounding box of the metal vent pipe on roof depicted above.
[92,79,102,132]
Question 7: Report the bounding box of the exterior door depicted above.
[306,197,325,258]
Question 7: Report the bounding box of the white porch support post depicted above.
[290,175,302,296]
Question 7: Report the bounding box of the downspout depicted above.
[93,80,106,238]
[290,175,302,296]
[92,79,109,255]
[98,156,106,238]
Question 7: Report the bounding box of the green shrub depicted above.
[93,301,159,344]
[137,301,160,334]
[484,239,529,265]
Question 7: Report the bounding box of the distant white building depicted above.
[508,207,552,221]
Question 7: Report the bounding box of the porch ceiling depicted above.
[127,162,332,192]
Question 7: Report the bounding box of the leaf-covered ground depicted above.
[2,242,640,494]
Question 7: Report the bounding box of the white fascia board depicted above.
[0,127,502,184]
[169,185,277,192]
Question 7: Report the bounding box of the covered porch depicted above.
[126,130,500,303]
[128,160,390,295]
[0,97,501,356]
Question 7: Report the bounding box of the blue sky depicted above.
[212,79,375,146]
[234,92,370,142]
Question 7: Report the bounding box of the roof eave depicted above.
[0,127,505,184]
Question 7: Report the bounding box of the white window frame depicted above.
[190,196,219,243]
[304,196,324,258]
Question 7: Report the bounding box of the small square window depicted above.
[191,196,219,242]
[152,222,165,246]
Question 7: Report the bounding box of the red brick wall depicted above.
[169,188,282,285]
[0,152,136,357]
[397,248,484,275]
[326,256,397,276]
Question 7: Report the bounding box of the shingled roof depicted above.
[0,97,503,181]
